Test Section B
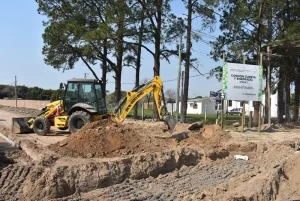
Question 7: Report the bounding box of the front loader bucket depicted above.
[11,117,34,134]
[163,114,177,134]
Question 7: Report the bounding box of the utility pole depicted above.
[176,35,182,120]
[14,75,17,107]
[180,70,185,122]
[181,71,184,103]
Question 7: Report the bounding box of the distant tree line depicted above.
[0,84,64,101]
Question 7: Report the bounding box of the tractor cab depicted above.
[60,78,107,115]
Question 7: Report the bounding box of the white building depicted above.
[165,90,279,116]
[223,91,278,117]
[166,97,217,115]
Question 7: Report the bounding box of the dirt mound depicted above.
[49,119,174,158]
[185,124,231,149]
[194,124,230,140]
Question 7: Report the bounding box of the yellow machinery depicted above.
[12,76,177,135]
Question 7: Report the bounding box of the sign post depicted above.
[222,59,263,132]
[221,93,225,129]
[241,56,246,132]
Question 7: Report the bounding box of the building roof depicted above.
[187,97,216,102]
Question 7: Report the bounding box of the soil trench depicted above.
[2,140,299,201]
[1,107,300,201]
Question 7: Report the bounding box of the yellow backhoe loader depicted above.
[12,76,177,135]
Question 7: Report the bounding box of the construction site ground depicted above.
[1,105,300,201]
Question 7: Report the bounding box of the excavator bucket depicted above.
[11,117,34,134]
[163,114,177,134]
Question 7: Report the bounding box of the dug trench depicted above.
[1,119,300,200]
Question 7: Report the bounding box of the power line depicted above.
[105,73,205,85]
[193,30,218,40]
[106,81,135,85]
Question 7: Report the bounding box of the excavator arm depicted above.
[111,76,177,133]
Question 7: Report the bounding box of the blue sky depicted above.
[0,1,223,98]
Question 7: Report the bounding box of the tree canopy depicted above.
[35,0,300,122]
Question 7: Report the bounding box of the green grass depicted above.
[126,108,247,125]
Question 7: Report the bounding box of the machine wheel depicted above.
[68,111,92,134]
[33,116,51,135]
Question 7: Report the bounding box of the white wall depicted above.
[166,99,217,115]
[166,102,180,114]
[166,92,279,116]
[186,101,202,114]
[261,92,278,117]
[202,100,217,114]
[222,91,278,117]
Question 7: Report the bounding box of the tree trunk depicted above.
[253,102,259,127]
[285,77,290,122]
[277,67,284,123]
[294,65,300,121]
[285,1,291,122]
[102,39,108,98]
[253,1,265,127]
[152,0,162,120]
[180,0,192,123]
[134,10,144,119]
[264,75,269,123]
[114,0,125,104]
[114,67,122,105]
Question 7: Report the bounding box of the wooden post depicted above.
[15,75,17,108]
[241,102,245,132]
[204,105,207,122]
[142,101,144,121]
[241,56,246,132]
[221,53,226,129]
[258,53,263,133]
[221,100,224,129]
[249,111,252,128]
[226,100,229,118]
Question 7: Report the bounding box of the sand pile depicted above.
[199,124,229,139]
[49,120,231,158]
[49,119,174,158]
[186,124,231,148]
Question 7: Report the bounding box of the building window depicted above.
[193,103,198,109]
[229,100,232,106]
[240,102,243,107]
